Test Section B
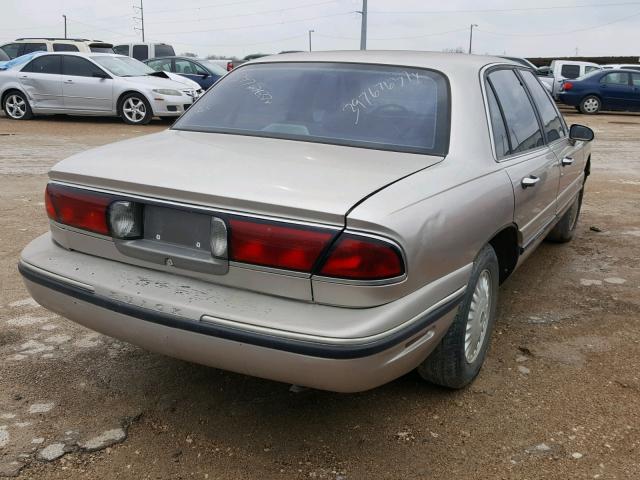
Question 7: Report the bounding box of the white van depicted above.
[0,38,113,59]
[113,43,175,61]
[548,60,601,97]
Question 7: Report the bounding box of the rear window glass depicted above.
[175,62,450,155]
[560,64,580,79]
[154,44,175,57]
[132,44,148,61]
[53,43,79,52]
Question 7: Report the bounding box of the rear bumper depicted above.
[19,234,463,392]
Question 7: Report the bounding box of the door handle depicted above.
[521,176,540,188]
[65,79,74,83]
[562,157,574,166]
[19,75,28,79]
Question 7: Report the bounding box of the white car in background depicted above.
[113,43,175,61]
[0,37,114,59]
[602,63,640,71]
[0,52,202,125]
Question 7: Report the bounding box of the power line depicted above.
[315,27,468,41]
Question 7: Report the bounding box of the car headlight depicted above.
[152,89,182,96]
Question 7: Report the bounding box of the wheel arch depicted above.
[487,224,520,284]
[1,87,28,109]
[116,90,153,115]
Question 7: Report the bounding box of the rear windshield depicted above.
[174,62,450,155]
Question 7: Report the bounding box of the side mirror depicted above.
[569,124,594,142]
[200,72,210,78]
[92,71,110,79]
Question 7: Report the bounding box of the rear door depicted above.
[61,56,113,111]
[520,70,584,213]
[486,68,560,248]
[599,72,633,109]
[18,55,63,110]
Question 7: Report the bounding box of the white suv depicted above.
[0,38,113,59]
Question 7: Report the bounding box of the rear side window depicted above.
[1,43,22,59]
[487,69,544,155]
[22,43,47,55]
[176,62,451,155]
[486,84,510,159]
[53,43,79,52]
[147,58,172,72]
[62,56,106,77]
[520,70,566,142]
[113,45,129,56]
[632,73,640,87]
[154,44,175,57]
[21,55,62,74]
[132,45,149,61]
[560,64,580,79]
[601,72,629,85]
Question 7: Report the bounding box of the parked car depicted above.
[558,69,640,114]
[112,43,175,61]
[0,52,201,124]
[144,56,227,89]
[19,52,593,392]
[0,38,113,59]
[602,63,640,71]
[548,60,601,98]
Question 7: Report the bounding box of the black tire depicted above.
[2,90,33,120]
[546,189,583,243]
[417,245,500,389]
[118,93,153,125]
[579,95,601,115]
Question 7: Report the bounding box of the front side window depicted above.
[175,59,199,74]
[175,62,450,155]
[22,43,47,55]
[520,70,566,142]
[1,43,22,59]
[560,64,580,79]
[487,69,544,155]
[53,43,79,52]
[21,55,61,74]
[62,56,106,77]
[132,45,149,61]
[601,72,629,86]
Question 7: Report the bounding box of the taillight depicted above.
[563,81,573,91]
[226,61,234,71]
[229,217,335,272]
[318,234,404,280]
[45,184,112,235]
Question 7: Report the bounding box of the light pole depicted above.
[358,0,368,50]
[62,14,67,39]
[468,24,478,54]
[308,29,315,52]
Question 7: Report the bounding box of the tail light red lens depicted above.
[228,218,335,272]
[319,234,404,280]
[226,61,234,71]
[563,81,573,91]
[45,184,113,235]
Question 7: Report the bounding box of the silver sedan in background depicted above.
[19,51,594,392]
[0,52,202,124]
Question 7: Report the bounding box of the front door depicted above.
[18,55,63,110]
[61,56,113,112]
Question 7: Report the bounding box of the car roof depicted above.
[32,52,123,57]
[249,50,519,72]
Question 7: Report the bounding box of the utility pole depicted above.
[468,24,478,54]
[133,0,145,42]
[308,29,314,52]
[358,0,367,50]
[62,14,67,39]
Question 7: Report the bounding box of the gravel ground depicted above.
[0,111,638,479]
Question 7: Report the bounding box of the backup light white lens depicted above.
[210,217,228,258]
[109,201,142,239]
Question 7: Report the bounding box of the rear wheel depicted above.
[546,188,583,243]
[579,95,601,114]
[417,245,499,389]
[3,91,33,120]
[119,94,153,125]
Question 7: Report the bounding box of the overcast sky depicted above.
[1,0,639,59]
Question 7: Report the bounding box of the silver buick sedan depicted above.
[0,52,202,124]
[19,51,593,392]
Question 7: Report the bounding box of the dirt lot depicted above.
[0,111,638,480]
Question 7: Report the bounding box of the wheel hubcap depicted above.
[5,94,26,119]
[123,98,146,123]
[583,98,599,113]
[465,270,492,364]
